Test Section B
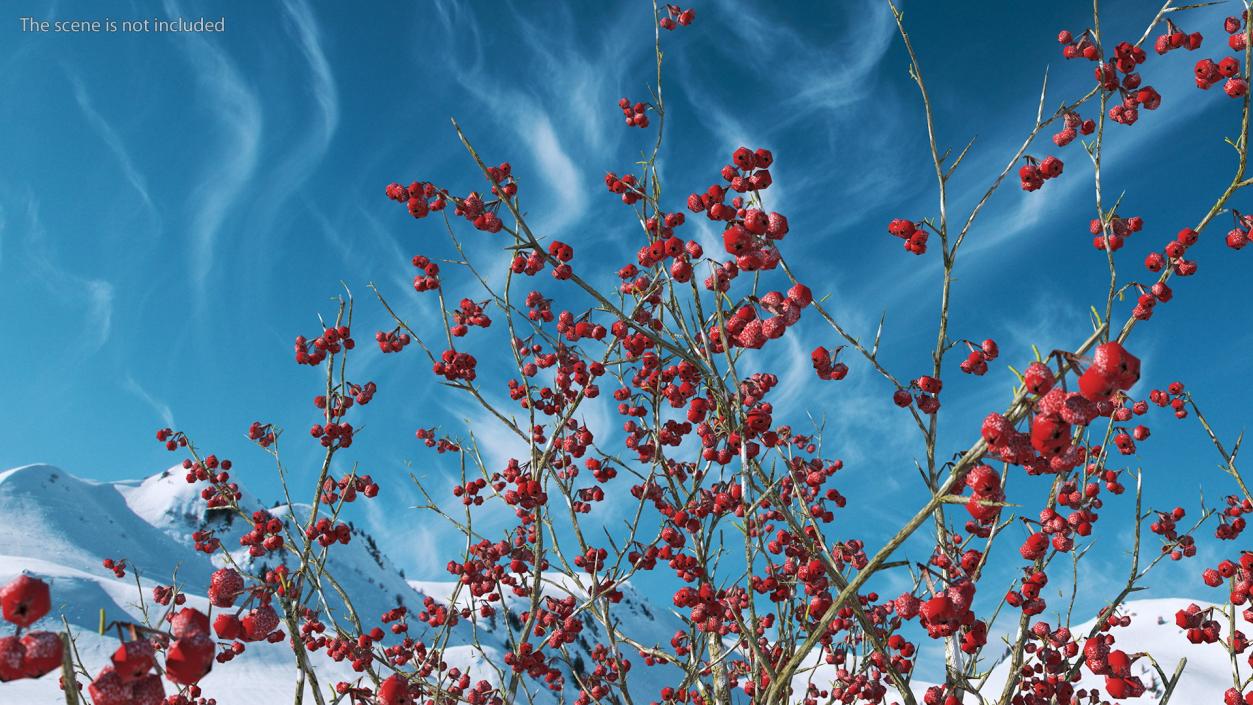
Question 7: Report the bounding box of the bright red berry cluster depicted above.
[1052,110,1096,146]
[0,576,61,684]
[886,217,928,255]
[1154,20,1203,54]
[958,338,998,375]
[294,325,355,366]
[386,180,447,220]
[411,254,440,292]
[374,327,412,352]
[1019,155,1063,191]
[659,4,694,30]
[617,97,650,128]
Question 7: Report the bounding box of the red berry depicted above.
[170,607,210,639]
[164,635,214,685]
[111,640,156,681]
[1078,366,1118,402]
[377,674,418,705]
[1091,341,1140,390]
[130,675,166,705]
[19,631,62,678]
[213,613,243,640]
[208,568,244,608]
[88,667,131,705]
[0,575,50,628]
[1023,362,1054,395]
[0,636,25,682]
[242,604,281,641]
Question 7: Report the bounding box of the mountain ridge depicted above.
[0,464,1236,704]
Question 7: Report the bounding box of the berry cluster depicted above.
[1018,155,1063,191]
[191,529,220,554]
[1052,111,1095,147]
[1091,213,1143,252]
[1215,495,1251,541]
[525,291,554,323]
[1175,602,1223,644]
[1147,380,1189,419]
[1094,41,1159,126]
[962,464,1004,527]
[433,349,478,382]
[1084,635,1146,699]
[213,604,281,644]
[659,4,694,30]
[1149,506,1199,559]
[1004,569,1049,615]
[389,171,517,234]
[978,343,1139,486]
[886,218,928,255]
[415,427,461,453]
[385,180,447,220]
[451,298,491,336]
[895,375,942,414]
[810,346,848,381]
[617,98,650,128]
[88,639,166,705]
[547,240,574,280]
[306,517,352,547]
[0,576,62,683]
[239,510,286,557]
[910,581,980,643]
[1227,13,1250,51]
[310,418,356,449]
[155,427,187,452]
[1079,341,1141,403]
[374,327,412,353]
[1057,29,1100,61]
[604,171,643,205]
[1154,21,1203,54]
[294,326,355,366]
[1226,211,1253,250]
[626,225,699,285]
[320,473,379,504]
[707,284,812,352]
[150,584,186,607]
[247,421,277,447]
[1195,57,1246,96]
[412,254,441,292]
[958,338,999,376]
[1141,225,1199,282]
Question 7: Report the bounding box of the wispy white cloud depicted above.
[522,112,588,238]
[674,0,905,223]
[428,3,643,248]
[428,0,485,77]
[502,3,635,156]
[122,374,175,428]
[164,0,262,301]
[282,0,338,141]
[65,73,160,233]
[21,195,114,353]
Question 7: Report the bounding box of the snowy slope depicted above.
[980,598,1236,703]
[0,464,1241,704]
[0,465,688,704]
[0,465,213,585]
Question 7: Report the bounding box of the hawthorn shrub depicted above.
[5,2,1253,705]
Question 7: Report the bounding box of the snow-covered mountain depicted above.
[0,464,1239,704]
[0,464,689,704]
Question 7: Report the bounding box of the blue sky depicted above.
[3,0,1252,678]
